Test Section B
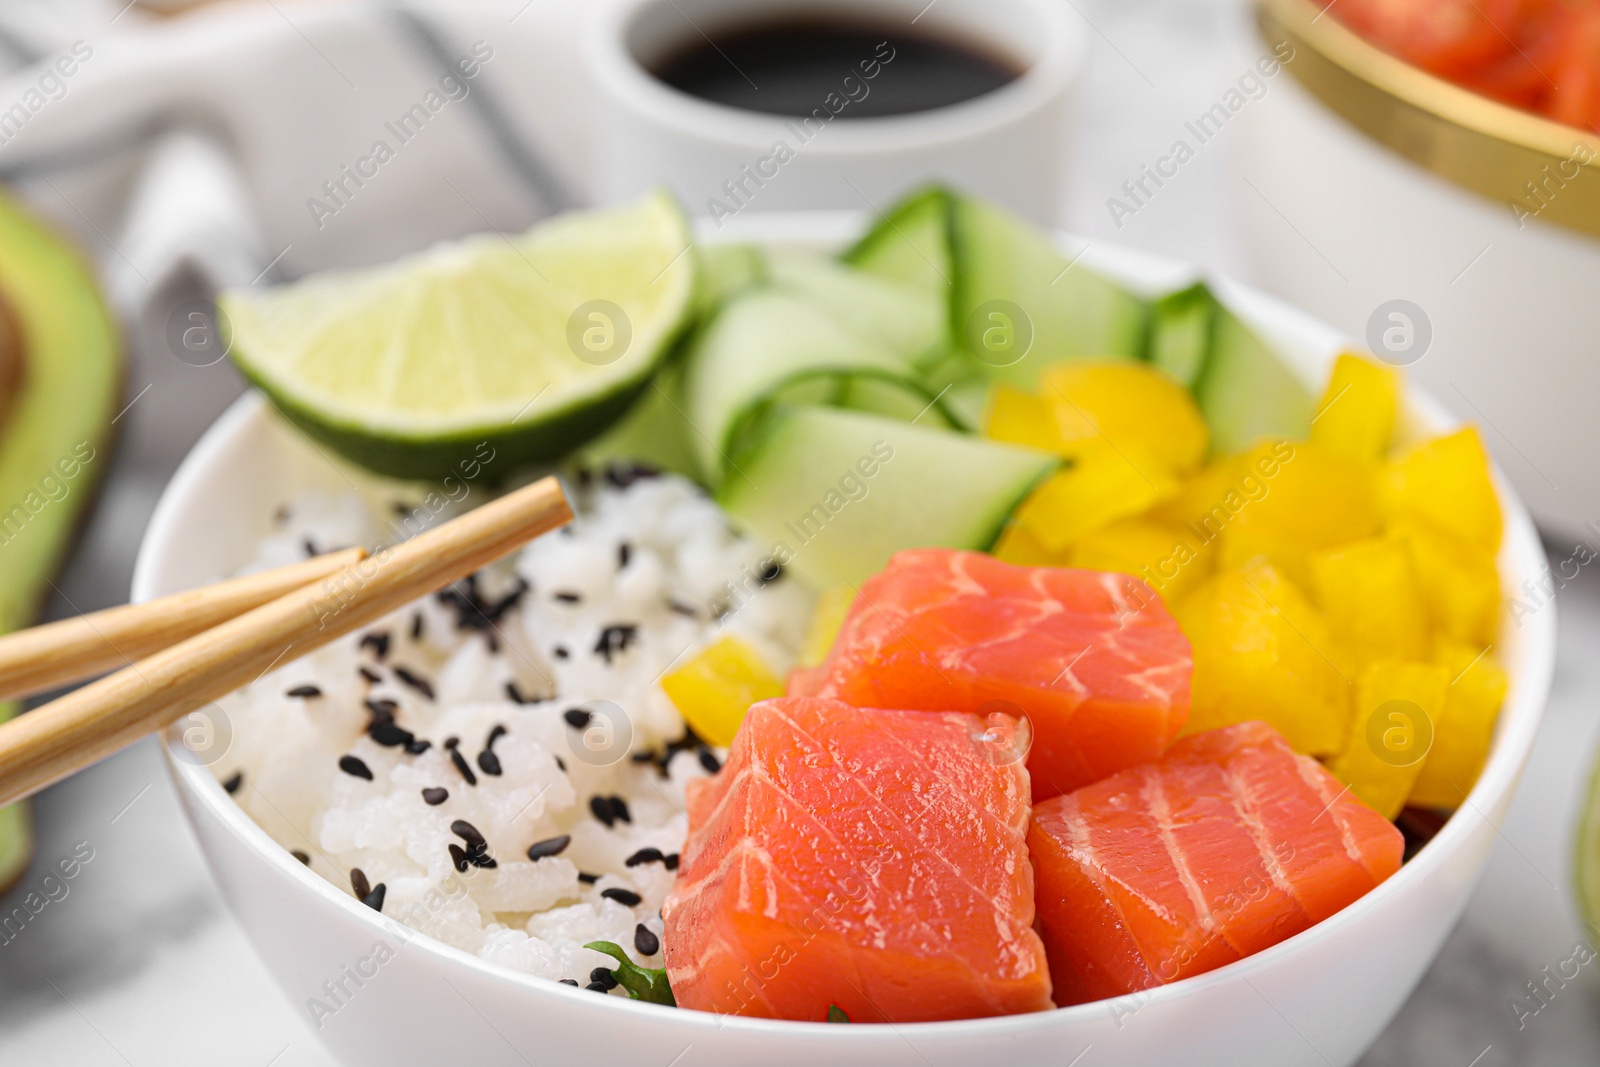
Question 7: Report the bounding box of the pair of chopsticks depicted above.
[0,476,573,808]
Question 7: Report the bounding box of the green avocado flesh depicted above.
[0,190,123,892]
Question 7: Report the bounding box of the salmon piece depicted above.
[662,696,1053,1022]
[1029,721,1403,1005]
[797,548,1192,799]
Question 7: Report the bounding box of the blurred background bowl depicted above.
[1239,0,1600,540]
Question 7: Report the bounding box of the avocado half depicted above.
[0,189,123,894]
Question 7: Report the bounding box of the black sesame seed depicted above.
[486,725,508,748]
[360,631,391,660]
[350,868,372,899]
[564,708,592,729]
[664,853,680,871]
[410,613,424,641]
[451,820,487,850]
[601,887,643,907]
[585,981,610,993]
[365,698,398,722]
[699,748,722,774]
[611,796,631,824]
[553,645,570,660]
[359,666,382,684]
[590,967,619,990]
[303,538,318,557]
[526,835,571,860]
[617,542,632,570]
[222,771,243,794]
[554,756,566,772]
[443,735,460,748]
[578,872,599,884]
[422,787,448,806]
[625,847,664,867]
[604,462,660,488]
[553,591,582,604]
[286,684,322,698]
[291,850,311,865]
[667,599,698,618]
[758,558,784,584]
[560,978,579,987]
[448,843,471,873]
[592,624,640,664]
[634,924,660,956]
[393,666,435,700]
[450,748,478,786]
[370,721,414,747]
[339,755,373,780]
[362,884,386,912]
[590,795,617,827]
[505,681,532,705]
[477,750,503,776]
[405,739,433,755]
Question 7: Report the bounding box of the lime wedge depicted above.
[1579,741,1600,936]
[221,192,695,479]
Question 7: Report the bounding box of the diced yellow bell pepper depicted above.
[1182,559,1351,756]
[661,635,784,747]
[1149,454,1248,530]
[1011,443,1178,553]
[1036,361,1210,475]
[1385,427,1502,552]
[1068,518,1213,605]
[1408,641,1509,810]
[1308,537,1430,667]
[1330,660,1451,819]
[799,585,855,667]
[983,383,1062,454]
[992,521,1068,567]
[1310,352,1398,463]
[1389,517,1500,647]
[1214,523,1312,596]
[1224,439,1381,552]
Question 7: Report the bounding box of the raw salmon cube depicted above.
[1029,721,1403,1005]
[800,548,1192,799]
[663,696,1053,1022]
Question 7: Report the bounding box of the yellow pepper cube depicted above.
[1214,523,1312,597]
[1390,517,1500,647]
[1012,444,1177,553]
[983,383,1062,454]
[1308,537,1430,667]
[1149,454,1248,529]
[991,521,1068,567]
[1037,361,1209,475]
[1310,352,1399,463]
[1223,439,1381,552]
[1385,426,1503,552]
[1330,659,1451,819]
[1182,559,1352,756]
[1069,518,1214,605]
[799,585,856,668]
[661,635,784,747]
[1409,642,1509,810]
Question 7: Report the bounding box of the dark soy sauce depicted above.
[649,20,1021,119]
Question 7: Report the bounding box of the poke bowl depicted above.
[133,204,1555,1067]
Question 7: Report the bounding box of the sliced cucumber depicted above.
[767,251,947,367]
[719,405,1057,587]
[840,184,955,293]
[949,196,1149,385]
[1193,306,1314,453]
[578,360,701,481]
[693,243,766,321]
[1148,282,1218,389]
[682,290,930,480]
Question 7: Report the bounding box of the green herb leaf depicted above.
[827,1004,850,1023]
[584,941,676,1006]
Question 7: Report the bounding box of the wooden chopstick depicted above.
[0,547,367,703]
[0,475,572,808]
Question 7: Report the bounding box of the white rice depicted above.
[209,468,809,987]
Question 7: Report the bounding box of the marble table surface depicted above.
[2,1,1598,1064]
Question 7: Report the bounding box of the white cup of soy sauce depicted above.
[588,0,1084,224]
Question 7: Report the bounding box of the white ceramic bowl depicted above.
[133,215,1556,1067]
